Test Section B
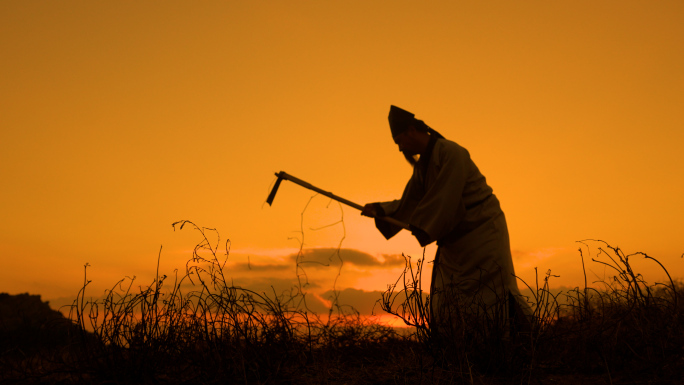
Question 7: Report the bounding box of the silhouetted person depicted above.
[362,105,529,334]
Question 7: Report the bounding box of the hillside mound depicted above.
[0,292,80,354]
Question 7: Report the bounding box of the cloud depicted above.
[319,288,386,315]
[228,262,290,272]
[289,248,405,269]
[512,247,571,269]
[168,248,411,308]
[226,276,321,295]
[378,253,406,266]
[315,287,431,317]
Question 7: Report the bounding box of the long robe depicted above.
[375,136,528,327]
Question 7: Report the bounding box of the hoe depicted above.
[266,171,409,230]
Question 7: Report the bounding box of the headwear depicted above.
[388,105,416,137]
[388,105,446,141]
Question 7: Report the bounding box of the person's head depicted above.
[388,105,442,165]
[393,125,429,157]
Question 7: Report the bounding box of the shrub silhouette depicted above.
[2,223,683,384]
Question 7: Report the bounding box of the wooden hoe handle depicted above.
[267,171,410,230]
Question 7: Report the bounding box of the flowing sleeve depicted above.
[374,200,402,240]
[409,141,469,245]
[373,172,422,240]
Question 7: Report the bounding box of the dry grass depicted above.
[381,239,683,384]
[1,223,682,384]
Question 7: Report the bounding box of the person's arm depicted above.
[362,172,420,241]
[361,203,386,218]
[362,199,403,240]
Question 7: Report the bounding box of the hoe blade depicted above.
[266,172,285,206]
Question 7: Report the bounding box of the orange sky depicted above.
[1,1,683,312]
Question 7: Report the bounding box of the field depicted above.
[1,221,682,384]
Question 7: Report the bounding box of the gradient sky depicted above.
[2,1,683,313]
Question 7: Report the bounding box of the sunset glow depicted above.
[1,1,682,315]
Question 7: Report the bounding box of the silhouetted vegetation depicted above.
[381,239,684,384]
[1,222,682,384]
